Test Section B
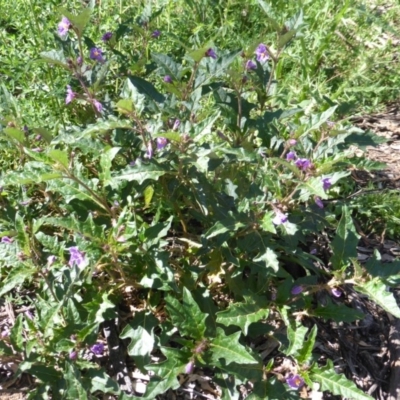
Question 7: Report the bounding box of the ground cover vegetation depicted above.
[0,0,400,398]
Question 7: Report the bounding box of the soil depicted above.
[2,106,400,399]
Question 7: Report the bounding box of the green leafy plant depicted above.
[0,0,399,399]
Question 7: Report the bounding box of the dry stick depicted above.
[103,318,133,394]
[388,313,400,400]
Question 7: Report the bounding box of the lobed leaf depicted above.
[310,360,374,400]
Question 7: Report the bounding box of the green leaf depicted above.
[144,347,188,399]
[0,340,13,356]
[99,147,120,185]
[285,321,308,357]
[20,361,62,383]
[298,177,328,201]
[257,0,281,31]
[151,52,181,80]
[297,325,317,363]
[48,149,69,169]
[3,127,26,144]
[10,314,24,351]
[85,368,120,394]
[261,213,276,234]
[56,119,133,143]
[140,251,177,291]
[329,205,360,270]
[354,278,400,318]
[365,250,400,281]
[64,361,89,399]
[143,217,173,250]
[197,50,242,87]
[278,29,297,49]
[0,163,62,186]
[120,324,155,369]
[143,185,154,207]
[59,7,92,36]
[32,127,53,143]
[187,45,211,63]
[15,212,30,256]
[165,287,207,340]
[253,248,280,274]
[43,214,105,242]
[192,111,220,142]
[126,76,165,104]
[0,265,36,297]
[210,328,258,365]
[205,218,245,239]
[121,78,146,114]
[46,174,103,209]
[39,50,69,69]
[343,128,387,151]
[116,99,133,114]
[310,359,374,400]
[304,106,338,135]
[217,360,264,382]
[313,302,364,323]
[216,296,269,335]
[93,293,116,323]
[111,161,168,186]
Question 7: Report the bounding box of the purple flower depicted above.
[25,310,34,320]
[69,351,78,360]
[327,120,335,128]
[90,342,105,355]
[58,17,71,37]
[146,142,153,159]
[331,288,342,297]
[286,151,297,161]
[1,237,13,244]
[156,137,168,150]
[295,158,312,171]
[185,360,194,374]
[151,29,161,38]
[205,48,217,59]
[173,119,181,131]
[310,248,317,255]
[129,160,136,166]
[47,255,57,266]
[66,85,75,105]
[101,32,113,42]
[322,178,332,191]
[315,197,324,209]
[89,47,104,62]
[255,43,269,63]
[245,60,257,70]
[272,210,288,225]
[291,285,303,295]
[164,75,173,83]
[35,134,42,141]
[286,374,305,390]
[68,246,86,269]
[77,56,83,66]
[288,139,297,146]
[1,329,10,338]
[93,99,103,113]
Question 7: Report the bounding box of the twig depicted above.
[180,387,217,400]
